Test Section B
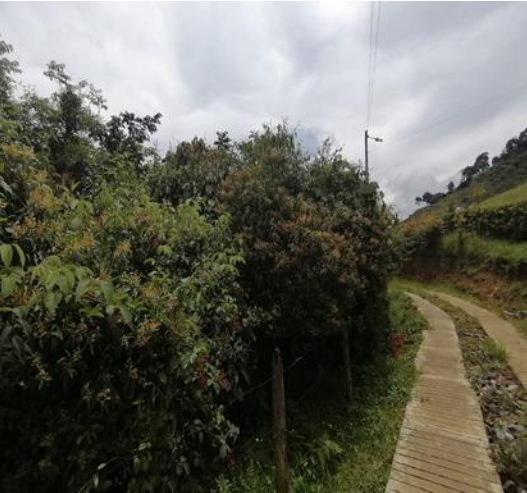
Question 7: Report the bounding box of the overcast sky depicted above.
[1,2,527,217]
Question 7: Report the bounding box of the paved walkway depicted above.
[386,293,502,493]
[433,292,527,390]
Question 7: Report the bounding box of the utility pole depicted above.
[364,129,383,180]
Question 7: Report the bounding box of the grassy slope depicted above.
[403,152,527,231]
[440,231,527,271]
[215,288,427,493]
[475,180,527,210]
[401,150,527,292]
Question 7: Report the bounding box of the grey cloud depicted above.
[1,2,526,217]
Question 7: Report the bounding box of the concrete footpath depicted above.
[385,293,502,493]
[433,292,527,390]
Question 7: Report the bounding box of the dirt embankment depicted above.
[404,256,527,309]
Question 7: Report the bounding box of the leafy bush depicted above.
[0,138,253,491]
[218,126,395,347]
[0,176,253,492]
[0,35,397,492]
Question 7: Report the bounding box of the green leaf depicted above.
[100,280,114,303]
[0,244,13,267]
[63,268,76,291]
[44,270,60,291]
[76,278,91,301]
[119,306,132,325]
[13,244,26,268]
[51,329,63,340]
[75,265,93,280]
[80,307,104,318]
[0,325,13,349]
[0,176,12,195]
[1,275,16,297]
[157,245,173,256]
[57,274,70,294]
[44,291,61,313]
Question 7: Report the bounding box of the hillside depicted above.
[402,127,527,234]
[475,180,527,210]
[400,127,527,306]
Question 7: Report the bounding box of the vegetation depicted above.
[440,231,527,275]
[400,125,527,286]
[214,288,426,493]
[0,35,398,492]
[414,191,445,206]
[403,126,527,235]
[476,181,527,210]
[444,203,527,242]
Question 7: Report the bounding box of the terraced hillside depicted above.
[401,127,527,306]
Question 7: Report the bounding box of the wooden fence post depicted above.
[341,327,353,402]
[272,348,289,493]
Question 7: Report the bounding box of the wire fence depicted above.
[225,346,317,409]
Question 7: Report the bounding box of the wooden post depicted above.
[341,327,353,402]
[272,348,289,493]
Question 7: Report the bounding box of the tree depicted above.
[0,36,20,109]
[447,181,455,193]
[417,191,446,205]
[474,152,490,170]
[459,152,489,188]
[101,111,162,169]
[504,128,527,158]
[214,131,231,151]
[42,61,106,185]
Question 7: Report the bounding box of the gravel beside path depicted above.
[433,292,527,390]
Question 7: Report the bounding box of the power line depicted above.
[364,2,384,179]
[371,82,527,154]
[366,3,375,128]
[369,2,382,128]
[366,2,382,129]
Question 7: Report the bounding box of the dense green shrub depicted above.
[1,35,397,492]
[0,165,254,492]
[148,134,238,213]
[218,128,395,347]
